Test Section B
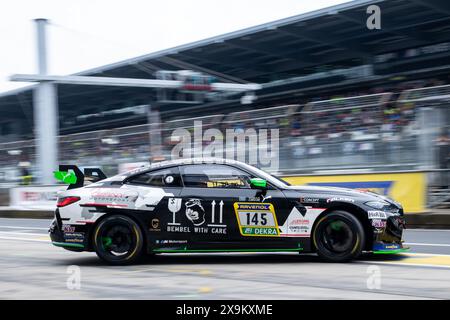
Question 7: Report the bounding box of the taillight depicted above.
[57,196,80,207]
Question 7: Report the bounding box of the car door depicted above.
[178,164,292,249]
[122,166,185,244]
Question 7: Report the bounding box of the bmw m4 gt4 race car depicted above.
[49,158,407,265]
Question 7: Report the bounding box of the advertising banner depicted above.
[10,185,66,210]
[283,172,426,213]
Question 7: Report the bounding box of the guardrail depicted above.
[398,84,450,103]
[2,169,448,213]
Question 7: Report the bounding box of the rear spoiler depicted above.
[54,165,107,189]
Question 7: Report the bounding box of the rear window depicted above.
[127,167,182,187]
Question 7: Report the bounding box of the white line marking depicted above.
[0,231,48,236]
[404,252,450,257]
[406,229,450,232]
[405,242,450,247]
[359,261,450,269]
[0,236,49,243]
[0,225,48,230]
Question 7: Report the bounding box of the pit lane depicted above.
[1,218,450,299]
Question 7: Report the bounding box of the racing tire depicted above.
[93,215,144,265]
[312,210,365,263]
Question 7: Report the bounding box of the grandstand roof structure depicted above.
[2,0,450,136]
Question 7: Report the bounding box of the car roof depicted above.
[98,157,288,189]
[121,157,247,177]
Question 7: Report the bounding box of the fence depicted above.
[1,85,450,193]
[286,93,399,171]
[396,85,450,207]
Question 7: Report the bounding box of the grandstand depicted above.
[1,0,450,185]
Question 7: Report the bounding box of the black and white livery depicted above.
[49,158,407,264]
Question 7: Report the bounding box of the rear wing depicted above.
[54,165,107,189]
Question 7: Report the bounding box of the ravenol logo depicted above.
[308,181,394,196]
[237,203,271,210]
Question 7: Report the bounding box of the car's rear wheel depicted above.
[93,215,144,265]
[313,211,365,262]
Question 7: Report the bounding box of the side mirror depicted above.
[250,178,267,189]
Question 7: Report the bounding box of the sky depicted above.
[0,0,349,93]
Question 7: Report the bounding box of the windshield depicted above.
[238,162,291,188]
[268,173,291,186]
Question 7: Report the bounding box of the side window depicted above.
[180,164,252,189]
[127,167,182,187]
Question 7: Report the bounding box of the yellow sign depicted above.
[282,172,426,214]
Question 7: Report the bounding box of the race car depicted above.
[49,158,407,265]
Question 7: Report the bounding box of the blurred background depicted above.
[1,0,450,213]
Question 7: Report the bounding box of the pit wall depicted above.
[2,171,427,213]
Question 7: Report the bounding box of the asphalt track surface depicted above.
[1,218,450,299]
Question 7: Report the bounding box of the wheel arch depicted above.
[86,209,149,252]
[311,203,373,251]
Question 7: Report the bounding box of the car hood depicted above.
[284,185,399,206]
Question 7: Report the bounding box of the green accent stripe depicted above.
[153,247,303,253]
[373,248,410,255]
[52,241,84,248]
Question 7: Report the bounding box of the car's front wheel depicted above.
[93,215,144,265]
[312,210,365,262]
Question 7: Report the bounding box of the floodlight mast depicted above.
[33,18,59,184]
[10,74,262,92]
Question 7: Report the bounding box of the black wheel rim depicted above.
[320,219,355,254]
[99,223,137,258]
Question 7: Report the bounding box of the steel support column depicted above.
[33,82,58,184]
[34,18,58,184]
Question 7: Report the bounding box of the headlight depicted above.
[365,200,390,210]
